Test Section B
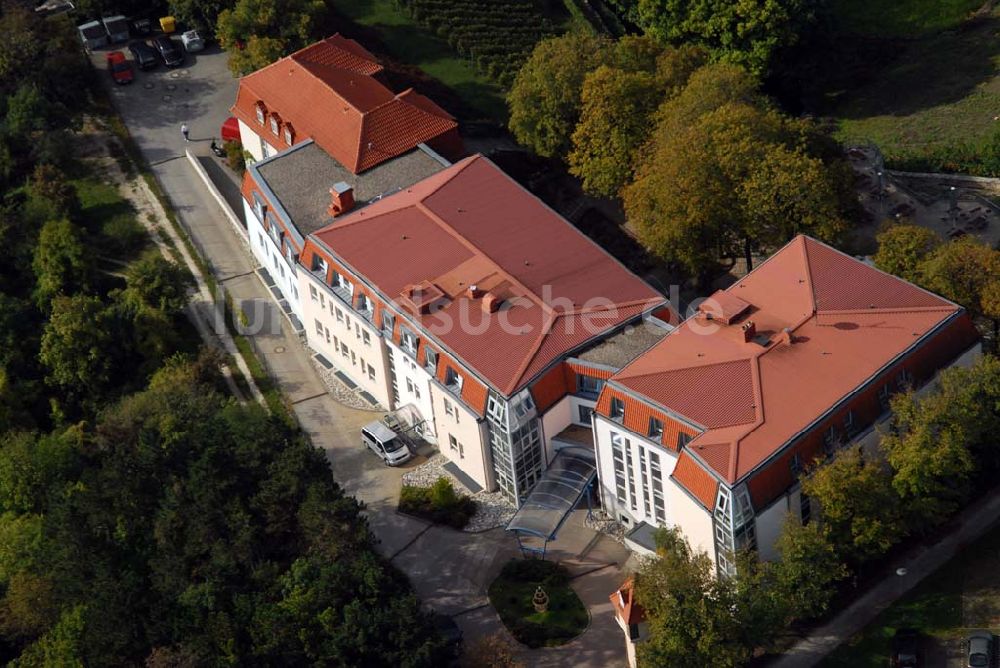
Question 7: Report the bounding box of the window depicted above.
[444,399,453,416]
[449,434,464,458]
[823,426,839,454]
[340,342,349,357]
[255,103,265,125]
[356,293,373,317]
[257,232,264,247]
[406,378,414,393]
[790,452,802,477]
[260,137,271,159]
[401,328,418,356]
[324,327,330,344]
[611,433,628,505]
[897,368,912,390]
[362,330,371,346]
[314,319,323,336]
[677,432,692,448]
[578,405,594,424]
[309,284,318,301]
[333,335,339,350]
[843,410,857,436]
[310,254,328,276]
[425,349,438,375]
[283,124,294,145]
[350,351,356,366]
[610,397,625,422]
[445,367,463,391]
[269,115,279,136]
[878,383,891,411]
[577,374,604,397]
[800,492,811,525]
[413,384,420,400]
[381,312,395,338]
[367,364,375,381]
[335,307,344,323]
[252,195,265,221]
[648,417,664,440]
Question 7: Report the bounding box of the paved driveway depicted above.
[93,44,627,666]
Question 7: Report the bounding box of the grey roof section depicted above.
[624,521,658,552]
[575,318,671,370]
[255,140,447,240]
[506,446,596,541]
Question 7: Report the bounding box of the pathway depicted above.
[767,482,1000,668]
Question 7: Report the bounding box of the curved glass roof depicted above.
[505,446,597,541]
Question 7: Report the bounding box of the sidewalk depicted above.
[767,484,1000,668]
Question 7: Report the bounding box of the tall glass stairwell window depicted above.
[713,484,756,577]
[486,390,544,505]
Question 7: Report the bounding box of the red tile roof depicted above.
[610,235,974,485]
[610,577,646,626]
[305,155,665,396]
[231,34,457,173]
[671,451,719,509]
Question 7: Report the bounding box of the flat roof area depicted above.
[575,319,671,370]
[255,141,447,237]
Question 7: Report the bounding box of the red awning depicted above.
[220,116,240,143]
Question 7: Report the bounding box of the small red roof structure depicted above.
[304,155,665,396]
[610,577,646,626]
[610,235,979,489]
[231,34,459,173]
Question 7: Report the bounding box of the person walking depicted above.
[181,123,190,142]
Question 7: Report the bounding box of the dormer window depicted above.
[610,397,625,422]
[252,193,265,221]
[424,348,438,375]
[283,124,294,145]
[269,114,280,136]
[445,367,463,392]
[255,102,266,125]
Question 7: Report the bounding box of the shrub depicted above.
[399,478,477,530]
[430,477,458,508]
[224,141,246,174]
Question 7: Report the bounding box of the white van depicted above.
[362,421,411,466]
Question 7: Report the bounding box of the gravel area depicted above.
[402,454,516,532]
[307,346,383,412]
[585,511,627,544]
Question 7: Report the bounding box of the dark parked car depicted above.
[890,628,920,668]
[967,631,993,668]
[152,35,183,67]
[128,41,158,70]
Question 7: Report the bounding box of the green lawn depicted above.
[822,522,1000,667]
[833,6,1000,162]
[833,0,983,38]
[331,0,508,122]
[72,176,149,259]
[488,560,589,648]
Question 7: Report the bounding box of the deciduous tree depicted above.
[873,224,941,283]
[773,518,848,619]
[217,0,328,75]
[801,446,904,564]
[32,218,91,309]
[507,32,612,158]
[39,294,114,405]
[634,0,818,76]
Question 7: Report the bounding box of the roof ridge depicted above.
[618,355,752,383]
[503,313,557,394]
[563,296,662,316]
[816,305,957,316]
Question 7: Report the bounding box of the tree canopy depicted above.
[217,0,329,75]
[634,0,820,77]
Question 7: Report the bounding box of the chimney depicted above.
[467,284,482,299]
[779,327,794,345]
[481,291,503,313]
[741,320,756,343]
[328,181,354,217]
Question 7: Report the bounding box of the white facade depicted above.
[387,339,438,441]
[244,198,302,322]
[238,118,277,164]
[299,269,391,409]
[430,383,493,491]
[594,415,680,531]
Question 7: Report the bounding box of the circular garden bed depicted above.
[487,559,589,648]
